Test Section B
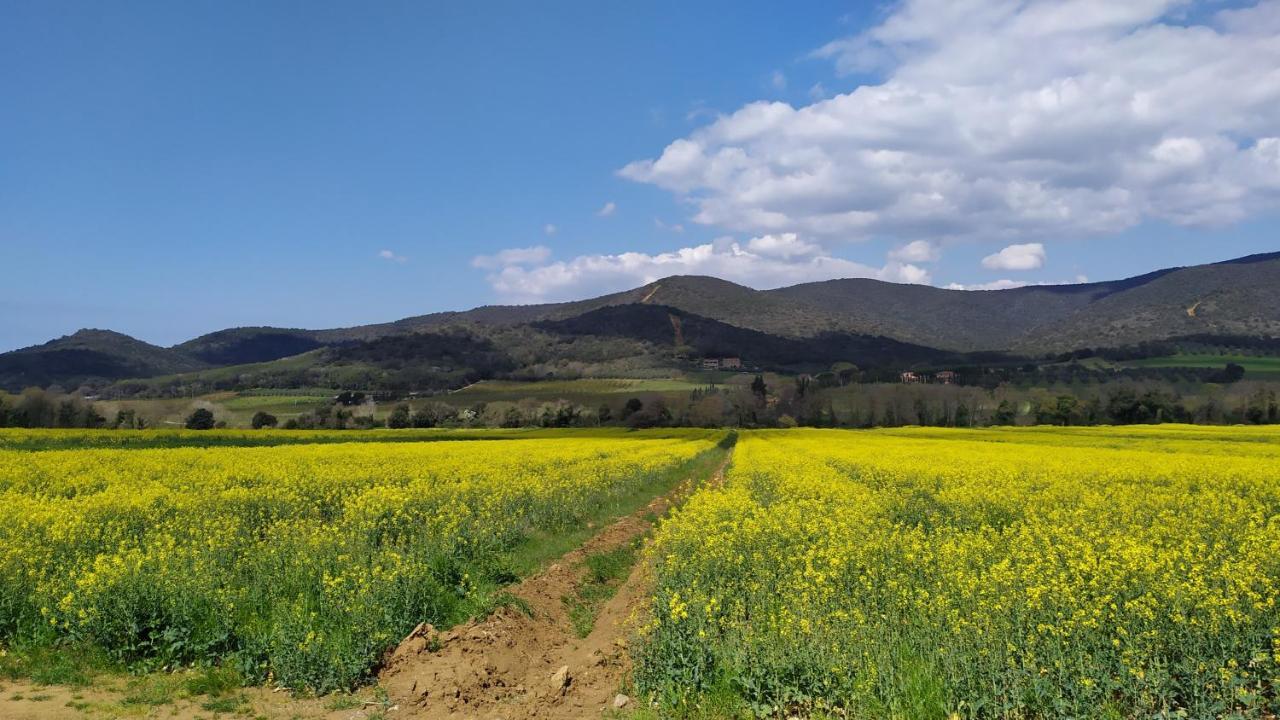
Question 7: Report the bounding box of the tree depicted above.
[387,404,412,429]
[992,399,1016,426]
[832,362,860,385]
[185,408,216,430]
[751,375,768,404]
[502,406,524,428]
[621,397,643,419]
[411,406,438,428]
[1050,395,1081,426]
[1222,363,1246,383]
[82,405,105,428]
[597,404,612,424]
[795,375,811,398]
[251,411,278,429]
[56,399,79,428]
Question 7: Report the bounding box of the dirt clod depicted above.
[549,666,571,694]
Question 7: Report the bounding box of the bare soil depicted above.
[0,677,384,720]
[380,451,730,719]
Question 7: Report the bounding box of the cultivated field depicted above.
[1123,354,1280,378]
[640,426,1280,718]
[0,429,722,695]
[1,425,1278,719]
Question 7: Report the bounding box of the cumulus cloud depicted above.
[471,245,552,270]
[888,240,940,263]
[475,236,930,302]
[377,249,407,264]
[982,242,1046,271]
[620,0,1280,244]
[596,201,617,217]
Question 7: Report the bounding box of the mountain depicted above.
[3,250,1278,392]
[0,329,207,391]
[174,327,326,365]
[533,304,962,369]
[1013,253,1280,352]
[310,252,1280,354]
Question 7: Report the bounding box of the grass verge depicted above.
[562,540,643,637]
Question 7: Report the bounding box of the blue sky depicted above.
[2,0,1278,351]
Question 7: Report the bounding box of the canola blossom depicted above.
[0,429,719,690]
[638,426,1280,718]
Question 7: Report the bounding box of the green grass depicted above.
[488,440,728,586]
[563,541,642,638]
[0,643,118,686]
[183,666,243,696]
[1124,353,1280,373]
[120,675,185,706]
[199,693,250,713]
[324,693,364,711]
[218,394,333,411]
[447,377,712,404]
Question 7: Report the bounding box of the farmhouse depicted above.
[900,371,922,383]
[702,357,743,370]
[935,370,958,384]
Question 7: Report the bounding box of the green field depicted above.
[1124,353,1280,374]
[217,393,335,413]
[444,377,723,404]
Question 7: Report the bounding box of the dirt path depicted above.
[380,449,733,719]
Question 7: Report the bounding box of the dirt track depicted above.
[380,450,731,719]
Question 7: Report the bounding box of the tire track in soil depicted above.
[380,449,733,720]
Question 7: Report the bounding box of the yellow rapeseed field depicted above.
[638,426,1280,718]
[0,429,720,690]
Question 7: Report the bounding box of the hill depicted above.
[1015,253,1280,352]
[0,329,207,391]
[3,250,1278,392]
[175,327,326,365]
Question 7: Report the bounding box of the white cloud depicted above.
[543,223,558,236]
[744,232,822,259]
[620,0,1280,246]
[945,279,1030,291]
[377,249,407,264]
[471,245,552,270]
[596,201,617,217]
[888,240,940,263]
[654,218,685,233]
[769,70,787,91]
[476,237,931,303]
[981,242,1046,271]
[945,273,1091,291]
[808,82,828,101]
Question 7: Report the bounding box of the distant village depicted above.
[899,370,958,385]
[698,355,962,386]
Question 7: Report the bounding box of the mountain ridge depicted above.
[3,250,1278,392]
